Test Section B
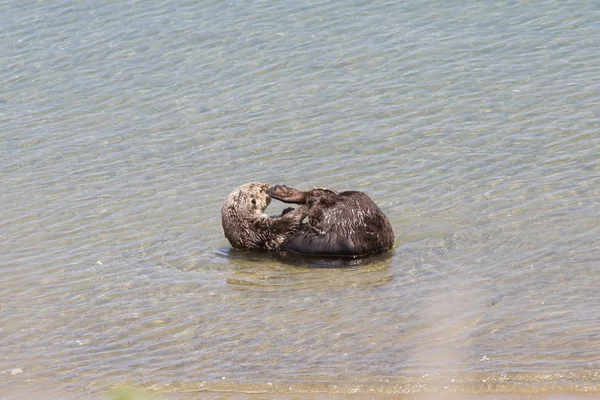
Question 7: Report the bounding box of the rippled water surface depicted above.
[2,0,600,398]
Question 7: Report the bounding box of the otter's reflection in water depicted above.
[217,247,395,290]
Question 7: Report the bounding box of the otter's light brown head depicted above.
[221,182,273,249]
[222,182,271,217]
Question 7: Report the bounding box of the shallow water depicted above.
[2,0,600,398]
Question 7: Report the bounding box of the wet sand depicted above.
[2,379,600,400]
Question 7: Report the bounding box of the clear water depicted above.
[2,0,600,398]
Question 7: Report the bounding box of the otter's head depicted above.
[224,182,271,216]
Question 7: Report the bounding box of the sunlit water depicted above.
[2,0,600,398]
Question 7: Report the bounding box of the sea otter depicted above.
[266,185,394,258]
[221,182,308,251]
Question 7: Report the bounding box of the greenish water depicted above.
[1,0,599,399]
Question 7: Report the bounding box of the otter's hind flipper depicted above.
[267,185,307,204]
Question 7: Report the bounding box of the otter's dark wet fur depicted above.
[266,185,394,258]
[221,182,308,251]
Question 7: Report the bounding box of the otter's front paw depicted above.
[281,207,295,216]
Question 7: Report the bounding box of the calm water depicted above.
[2,0,600,398]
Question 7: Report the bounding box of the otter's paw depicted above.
[281,207,295,216]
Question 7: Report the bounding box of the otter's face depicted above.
[236,182,271,214]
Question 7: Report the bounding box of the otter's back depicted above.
[284,191,394,257]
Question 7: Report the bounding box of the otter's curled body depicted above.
[221,182,308,251]
[266,186,394,257]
